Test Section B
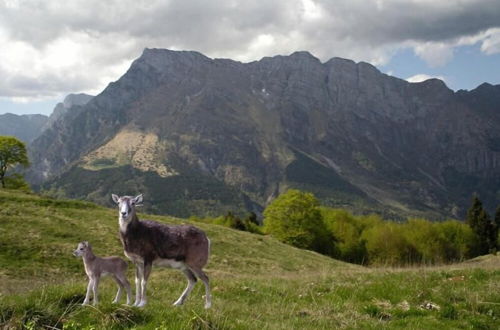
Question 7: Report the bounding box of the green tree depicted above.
[495,206,500,250]
[361,222,418,266]
[263,189,333,255]
[321,208,367,263]
[466,196,495,255]
[0,136,29,188]
[436,220,475,261]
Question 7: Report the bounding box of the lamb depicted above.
[73,241,132,306]
[111,194,212,308]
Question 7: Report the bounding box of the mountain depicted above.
[0,94,93,144]
[0,113,48,143]
[28,49,500,219]
[42,93,94,131]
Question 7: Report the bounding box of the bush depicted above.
[190,212,263,234]
[361,222,419,265]
[4,173,31,192]
[264,189,333,255]
[321,208,367,263]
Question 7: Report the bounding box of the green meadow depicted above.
[0,189,499,329]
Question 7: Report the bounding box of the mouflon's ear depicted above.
[132,194,143,205]
[112,194,120,204]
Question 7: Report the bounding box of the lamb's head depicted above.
[112,194,143,223]
[73,241,90,257]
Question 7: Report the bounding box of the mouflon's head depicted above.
[73,241,90,257]
[111,193,143,222]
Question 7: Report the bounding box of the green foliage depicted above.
[0,136,29,188]
[466,196,497,254]
[362,222,418,265]
[321,208,376,263]
[42,165,248,218]
[495,206,500,250]
[264,189,333,255]
[435,220,476,261]
[189,212,263,234]
[4,173,30,191]
[262,190,480,266]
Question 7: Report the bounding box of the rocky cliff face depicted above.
[28,48,500,219]
[42,93,93,131]
[0,113,48,143]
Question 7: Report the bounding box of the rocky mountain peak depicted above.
[62,93,94,108]
[136,48,212,73]
[42,93,94,132]
[289,51,320,61]
[27,48,500,219]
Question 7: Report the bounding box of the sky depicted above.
[1,0,500,116]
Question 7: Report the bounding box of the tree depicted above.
[466,196,496,255]
[263,189,333,255]
[493,206,500,251]
[0,136,29,188]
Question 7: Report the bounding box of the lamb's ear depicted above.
[132,194,143,205]
[83,241,89,247]
[111,194,120,204]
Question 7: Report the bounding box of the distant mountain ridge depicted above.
[27,48,500,219]
[0,93,93,143]
[0,113,48,142]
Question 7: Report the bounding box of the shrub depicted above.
[264,189,333,255]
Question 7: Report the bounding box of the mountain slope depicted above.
[28,49,500,218]
[1,190,499,329]
[0,189,350,285]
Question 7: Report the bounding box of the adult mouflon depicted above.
[112,194,211,308]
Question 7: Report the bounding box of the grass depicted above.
[0,189,499,329]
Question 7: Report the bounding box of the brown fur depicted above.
[73,241,132,305]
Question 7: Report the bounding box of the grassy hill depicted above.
[0,189,499,329]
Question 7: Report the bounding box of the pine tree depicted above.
[466,196,495,255]
[493,206,500,251]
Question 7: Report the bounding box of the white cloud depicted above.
[479,28,500,54]
[0,0,499,101]
[406,74,446,83]
[413,42,454,67]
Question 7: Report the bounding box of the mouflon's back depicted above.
[120,219,210,268]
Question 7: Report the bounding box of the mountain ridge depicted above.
[27,48,500,219]
[0,113,48,143]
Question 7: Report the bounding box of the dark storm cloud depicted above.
[1,0,499,99]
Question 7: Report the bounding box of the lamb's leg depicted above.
[92,276,100,306]
[117,273,132,305]
[133,263,144,306]
[112,275,123,304]
[137,262,152,308]
[124,277,132,305]
[173,268,197,306]
[82,279,93,305]
[190,267,211,309]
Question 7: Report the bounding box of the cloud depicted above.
[413,42,454,68]
[406,74,446,83]
[1,0,500,100]
[479,28,500,54]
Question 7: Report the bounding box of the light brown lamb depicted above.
[73,241,132,305]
